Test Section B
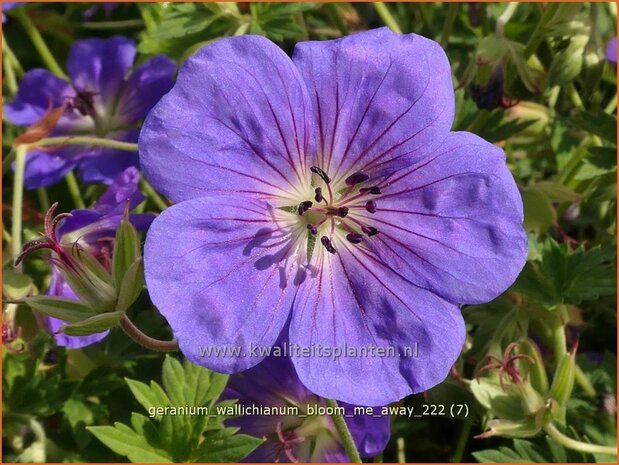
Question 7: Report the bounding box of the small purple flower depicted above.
[140,28,527,405]
[45,167,154,348]
[222,353,390,462]
[5,36,176,189]
[606,37,617,65]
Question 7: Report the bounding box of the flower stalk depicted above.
[372,3,402,34]
[65,172,86,209]
[119,314,179,352]
[544,422,617,456]
[11,146,27,269]
[325,399,362,463]
[15,7,67,79]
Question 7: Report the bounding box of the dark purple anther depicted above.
[314,187,323,203]
[362,226,379,237]
[346,233,364,244]
[337,206,349,218]
[307,224,318,235]
[298,200,313,216]
[310,166,331,184]
[360,186,381,195]
[320,236,336,254]
[345,171,370,186]
[365,200,377,213]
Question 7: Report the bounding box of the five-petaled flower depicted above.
[5,36,176,188]
[222,353,390,462]
[37,167,153,348]
[140,28,527,405]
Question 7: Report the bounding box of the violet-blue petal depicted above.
[94,166,143,213]
[144,195,299,372]
[606,37,617,64]
[3,69,76,126]
[368,131,527,304]
[46,271,108,348]
[67,36,136,102]
[76,130,140,184]
[116,55,176,124]
[139,35,315,203]
[289,245,465,406]
[292,28,454,180]
[344,405,390,458]
[223,354,389,462]
[23,150,79,189]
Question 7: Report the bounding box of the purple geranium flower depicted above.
[222,353,390,462]
[4,36,176,188]
[140,28,527,405]
[45,167,154,348]
[606,37,617,65]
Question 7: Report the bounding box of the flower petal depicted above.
[361,131,527,304]
[75,130,140,184]
[290,245,465,406]
[144,195,302,372]
[4,69,77,127]
[116,55,176,124]
[22,149,79,189]
[67,36,136,102]
[139,35,315,203]
[292,28,454,180]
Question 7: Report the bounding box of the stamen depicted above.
[345,171,369,186]
[297,201,313,216]
[361,226,379,236]
[360,186,381,195]
[307,224,318,235]
[337,207,349,218]
[320,236,337,254]
[310,166,331,184]
[346,233,364,244]
[365,200,377,213]
[314,187,323,203]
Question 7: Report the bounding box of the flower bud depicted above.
[476,417,541,439]
[516,338,549,394]
[504,101,550,144]
[548,33,589,86]
[548,348,576,424]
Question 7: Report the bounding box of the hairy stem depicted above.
[65,171,86,209]
[120,314,179,352]
[11,146,27,269]
[544,423,617,456]
[373,3,403,34]
[139,178,169,211]
[28,136,138,152]
[440,3,459,47]
[325,399,362,463]
[15,7,67,79]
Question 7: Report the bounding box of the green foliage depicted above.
[88,356,261,463]
[515,238,616,305]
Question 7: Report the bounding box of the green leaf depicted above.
[25,296,96,322]
[521,186,556,234]
[2,269,36,300]
[88,424,172,463]
[514,238,616,304]
[116,258,145,312]
[193,428,263,462]
[59,311,123,336]
[126,378,169,416]
[477,36,510,65]
[565,110,617,144]
[112,219,141,288]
